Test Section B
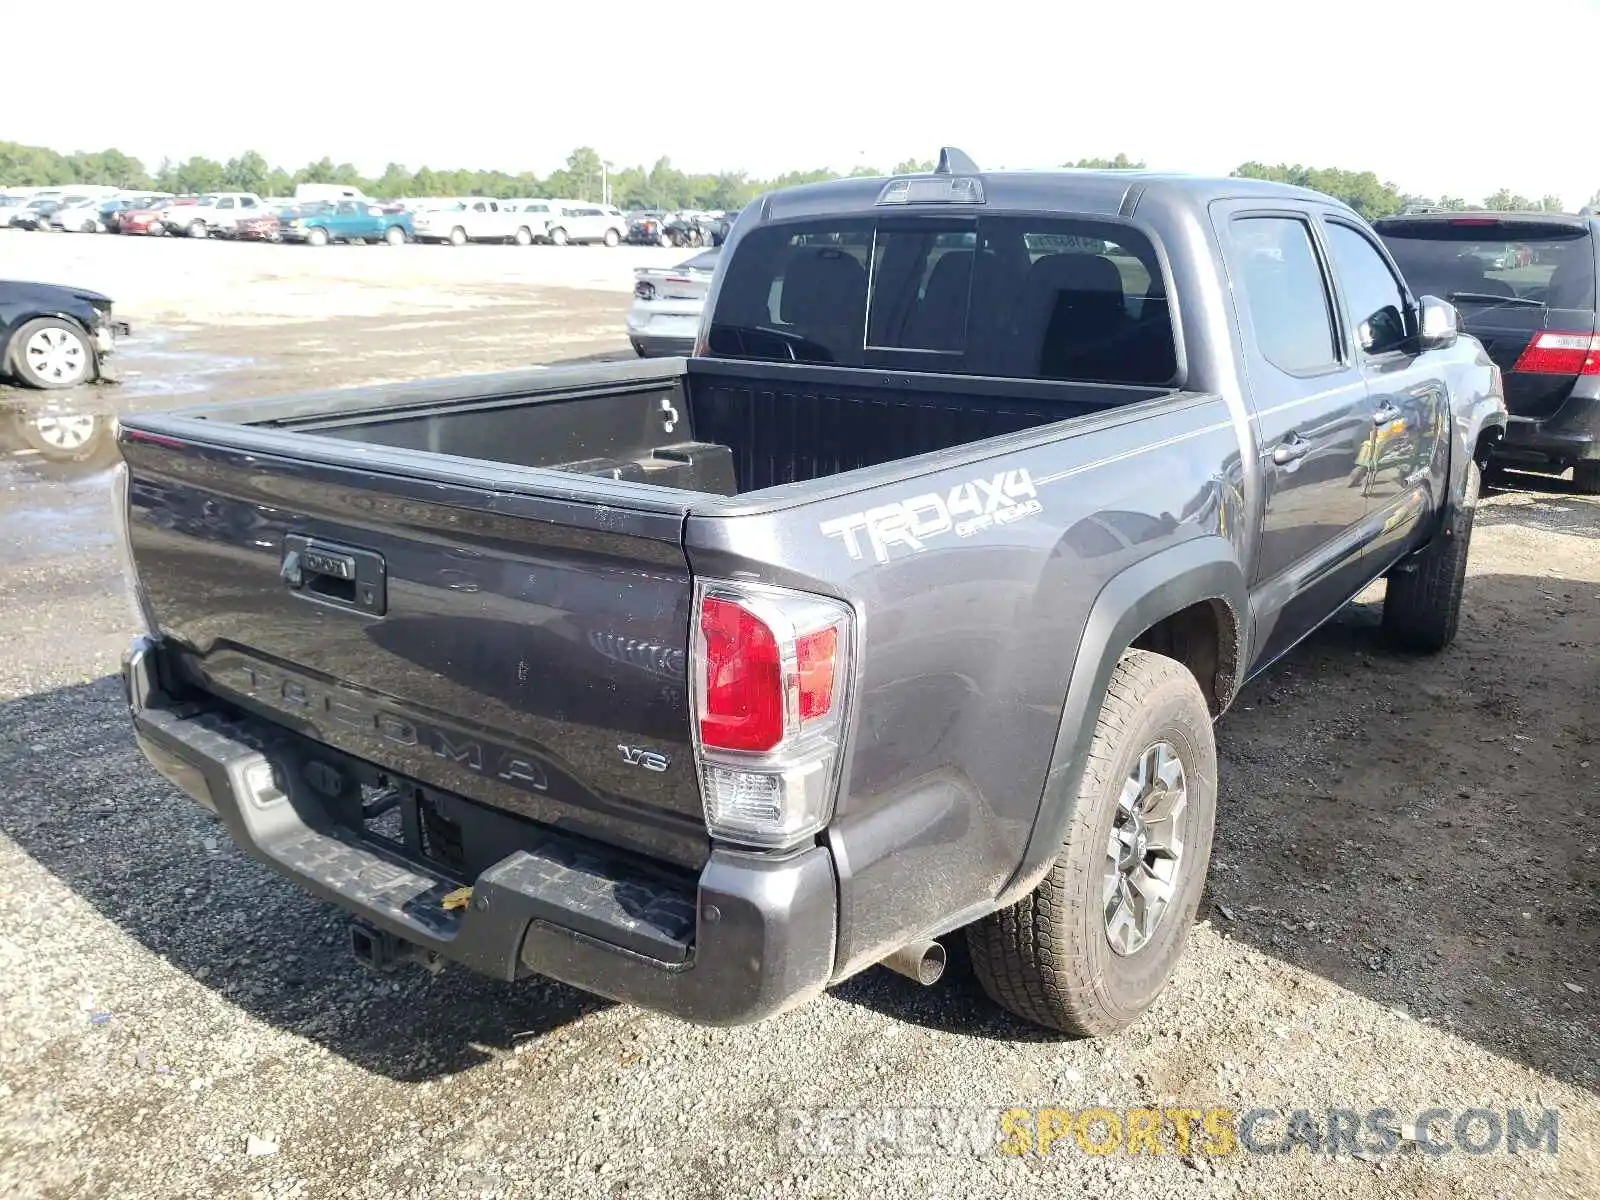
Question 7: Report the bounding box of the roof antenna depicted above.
[934,147,979,175]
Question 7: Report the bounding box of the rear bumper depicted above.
[1498,387,1600,465]
[122,637,837,1025]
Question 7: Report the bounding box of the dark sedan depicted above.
[1,280,130,389]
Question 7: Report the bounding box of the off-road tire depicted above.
[1382,462,1479,652]
[966,649,1217,1035]
[1572,461,1600,496]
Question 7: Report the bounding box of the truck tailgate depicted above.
[119,426,710,871]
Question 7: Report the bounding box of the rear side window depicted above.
[707,215,1175,384]
[1377,220,1597,311]
[1230,216,1340,375]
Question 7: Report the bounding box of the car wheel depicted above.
[187,220,207,239]
[307,226,329,247]
[604,228,620,247]
[384,225,406,246]
[8,317,95,389]
[1571,461,1600,496]
[966,649,1217,1035]
[448,226,468,247]
[11,410,105,462]
[513,226,533,247]
[549,226,568,246]
[1382,461,1479,652]
[81,221,98,234]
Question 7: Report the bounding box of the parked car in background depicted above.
[502,199,558,242]
[164,192,267,239]
[11,196,78,231]
[104,194,172,233]
[625,247,719,356]
[233,209,285,241]
[545,202,627,246]
[281,200,414,246]
[1,279,130,388]
[626,211,673,246]
[0,195,29,227]
[1376,210,1600,494]
[122,198,194,235]
[411,198,526,246]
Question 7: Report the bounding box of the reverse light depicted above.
[1511,331,1600,376]
[691,580,854,847]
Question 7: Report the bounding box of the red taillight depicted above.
[699,595,785,751]
[795,627,837,720]
[1511,331,1600,376]
[691,581,854,846]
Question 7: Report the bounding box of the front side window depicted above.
[1323,222,1409,354]
[1230,216,1340,375]
[707,215,1174,384]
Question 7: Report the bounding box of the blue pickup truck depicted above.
[281,200,413,247]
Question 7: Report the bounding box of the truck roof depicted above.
[754,168,1352,223]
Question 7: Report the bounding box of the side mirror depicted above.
[1417,295,1459,351]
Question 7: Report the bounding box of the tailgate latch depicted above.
[282,535,387,616]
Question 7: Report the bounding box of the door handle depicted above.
[1271,435,1311,466]
[1373,404,1403,425]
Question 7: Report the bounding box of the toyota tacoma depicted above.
[114,151,1506,1035]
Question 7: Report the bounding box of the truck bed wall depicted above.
[278,359,1167,498]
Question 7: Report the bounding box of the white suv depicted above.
[544,202,627,246]
[412,198,534,246]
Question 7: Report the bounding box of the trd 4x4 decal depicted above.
[819,468,1041,563]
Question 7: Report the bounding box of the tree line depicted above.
[0,140,1591,217]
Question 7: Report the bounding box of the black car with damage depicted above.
[1,280,130,389]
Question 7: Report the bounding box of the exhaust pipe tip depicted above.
[881,939,946,986]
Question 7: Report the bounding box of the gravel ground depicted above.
[0,234,1595,1199]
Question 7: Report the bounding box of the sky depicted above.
[10,0,1600,207]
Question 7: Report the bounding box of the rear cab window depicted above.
[707,214,1176,385]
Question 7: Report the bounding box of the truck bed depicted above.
[206,357,1173,497]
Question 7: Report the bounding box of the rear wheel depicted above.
[384,224,406,246]
[603,228,620,247]
[448,226,468,247]
[1573,461,1600,496]
[966,650,1217,1035]
[8,318,94,389]
[187,220,207,239]
[549,226,569,246]
[513,225,533,247]
[1382,462,1479,652]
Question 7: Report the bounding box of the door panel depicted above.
[1216,206,1374,671]
[1319,219,1448,562]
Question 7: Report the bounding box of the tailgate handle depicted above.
[282,535,386,616]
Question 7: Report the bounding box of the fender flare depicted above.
[996,535,1249,908]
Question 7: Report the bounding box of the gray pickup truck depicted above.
[115,152,1507,1036]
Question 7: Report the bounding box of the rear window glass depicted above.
[1378,222,1596,310]
[707,215,1175,384]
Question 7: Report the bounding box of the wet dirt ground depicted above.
[0,234,1595,1199]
